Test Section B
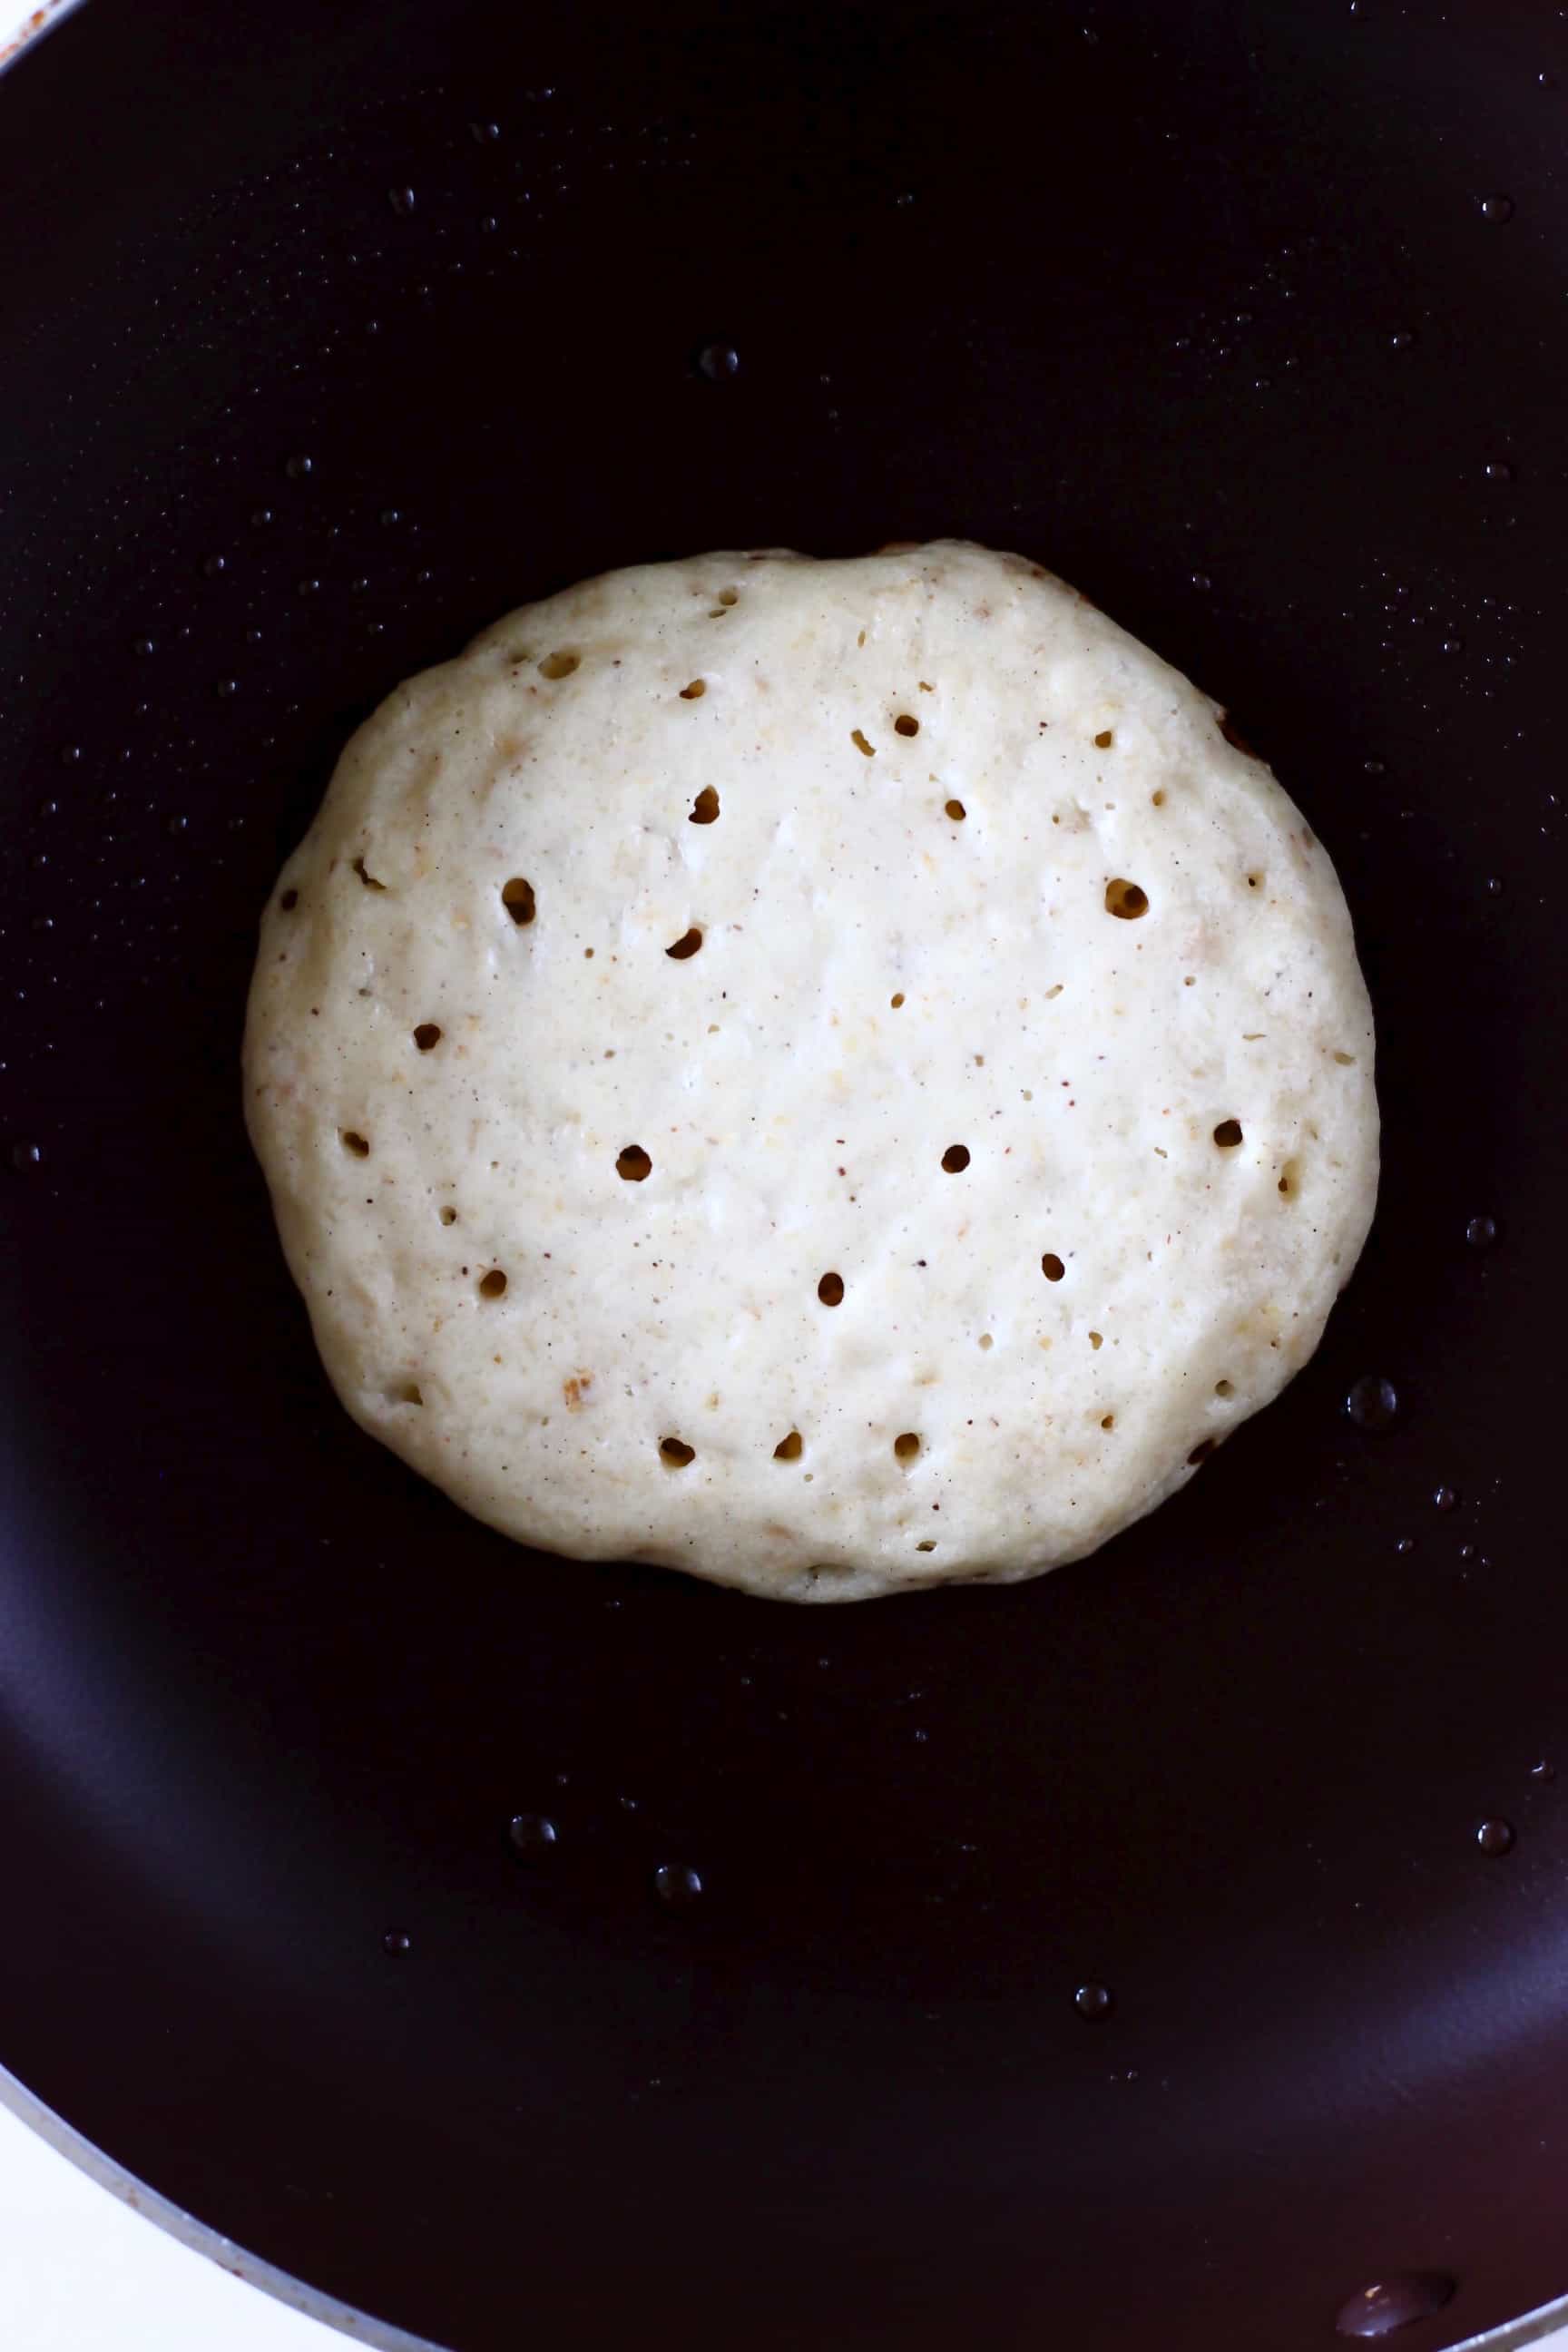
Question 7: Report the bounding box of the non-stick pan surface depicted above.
[2,3,1565,2346]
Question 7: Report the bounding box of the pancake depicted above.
[244,542,1377,1601]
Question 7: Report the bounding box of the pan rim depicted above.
[0,2059,446,2352]
[1,2052,1563,2352]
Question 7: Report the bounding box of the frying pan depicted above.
[2,3,1564,2347]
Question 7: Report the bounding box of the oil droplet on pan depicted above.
[696,341,740,381]
[652,1863,702,1910]
[508,1813,559,1856]
[382,1930,411,1955]
[1346,1376,1398,1431]
[1074,1982,1113,2021]
[1476,1818,1514,1856]
[1465,1215,1498,1250]
[1478,192,1515,222]
[1334,2273,1455,2337]
[8,1142,44,1172]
